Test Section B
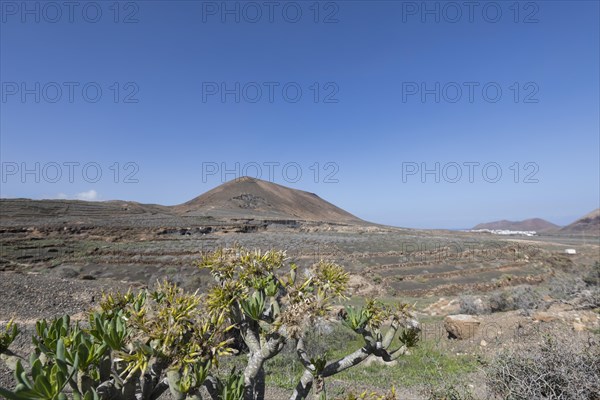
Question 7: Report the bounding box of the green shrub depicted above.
[0,248,422,400]
[0,281,233,400]
[0,319,18,353]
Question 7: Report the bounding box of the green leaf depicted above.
[33,374,53,398]
[15,361,33,389]
[56,339,65,362]
[62,315,70,330]
[0,387,25,400]
[240,291,265,321]
[54,359,68,377]
[0,320,19,353]
[77,343,89,366]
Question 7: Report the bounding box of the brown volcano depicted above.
[560,209,600,235]
[173,177,363,223]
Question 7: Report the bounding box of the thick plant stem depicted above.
[289,370,314,400]
[203,376,220,400]
[322,346,372,378]
[149,378,170,400]
[240,316,284,399]
[243,352,265,400]
[96,380,120,400]
[255,366,266,399]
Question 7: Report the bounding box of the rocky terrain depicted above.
[1,178,599,398]
[1,179,598,295]
[560,208,600,235]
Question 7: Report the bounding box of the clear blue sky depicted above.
[1,0,598,228]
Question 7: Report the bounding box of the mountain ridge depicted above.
[472,218,560,232]
[560,209,600,234]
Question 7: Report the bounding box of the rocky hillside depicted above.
[560,209,600,235]
[173,176,364,223]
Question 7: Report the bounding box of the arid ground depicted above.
[1,183,599,398]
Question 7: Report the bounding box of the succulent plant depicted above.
[341,306,372,331]
[240,291,266,321]
[398,328,420,348]
[0,248,420,400]
[0,319,18,353]
[218,369,244,400]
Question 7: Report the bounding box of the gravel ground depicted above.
[0,271,132,321]
[0,271,132,391]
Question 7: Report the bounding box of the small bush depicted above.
[488,291,510,313]
[548,274,587,300]
[458,296,489,315]
[574,287,600,310]
[583,261,600,287]
[512,286,542,311]
[489,285,542,313]
[546,263,600,309]
[486,334,600,399]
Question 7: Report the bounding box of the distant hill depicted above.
[560,209,600,235]
[174,177,363,223]
[0,198,175,228]
[0,198,169,219]
[472,218,560,232]
[1,177,365,227]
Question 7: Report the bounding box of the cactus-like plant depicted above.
[240,291,266,321]
[398,328,420,348]
[198,247,420,400]
[0,319,18,353]
[1,248,420,400]
[218,369,245,400]
[0,280,236,400]
[0,338,88,400]
[341,306,372,331]
[88,310,129,351]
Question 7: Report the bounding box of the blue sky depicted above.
[1,0,598,229]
